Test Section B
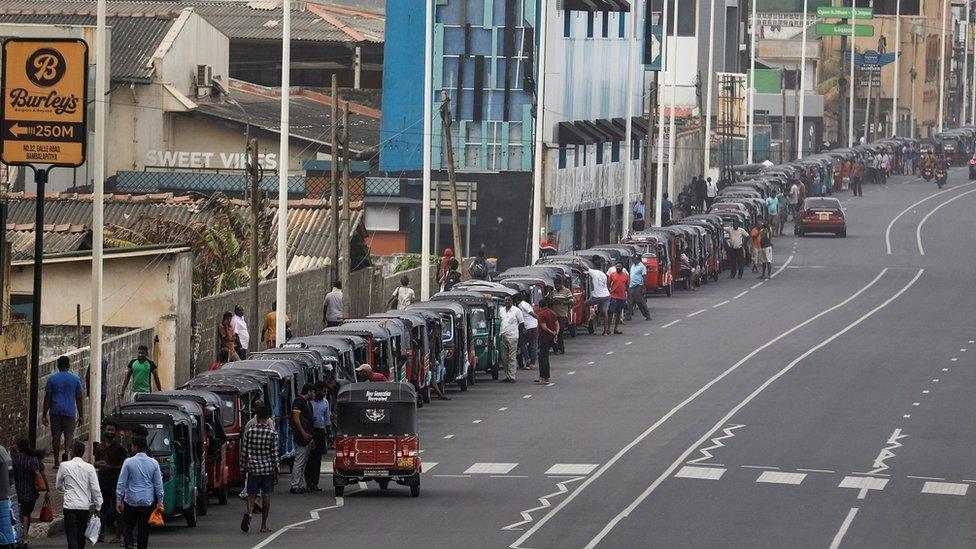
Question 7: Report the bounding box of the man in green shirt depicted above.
[120,345,161,397]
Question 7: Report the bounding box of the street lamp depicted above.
[909,66,917,138]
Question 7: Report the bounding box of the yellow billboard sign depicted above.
[1,38,89,167]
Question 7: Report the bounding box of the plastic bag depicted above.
[39,494,53,522]
[148,506,164,527]
[85,515,101,544]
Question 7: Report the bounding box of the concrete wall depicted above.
[33,327,155,451]
[10,248,193,389]
[158,11,229,99]
[0,322,32,448]
[40,325,132,362]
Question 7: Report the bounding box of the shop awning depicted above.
[557,121,596,145]
[595,118,626,140]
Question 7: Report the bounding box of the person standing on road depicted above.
[749,223,762,273]
[498,296,524,383]
[95,420,128,545]
[585,257,611,335]
[787,182,800,221]
[550,277,573,355]
[705,177,718,209]
[607,260,630,335]
[758,222,774,280]
[305,382,330,492]
[776,190,788,234]
[120,345,162,398]
[323,282,344,328]
[765,193,780,236]
[11,439,46,539]
[116,436,163,549]
[241,404,278,534]
[724,220,749,279]
[43,355,84,466]
[516,292,538,371]
[626,255,651,321]
[290,384,315,494]
[535,298,559,385]
[57,441,102,549]
[232,305,250,359]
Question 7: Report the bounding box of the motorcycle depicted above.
[922,165,933,181]
[935,167,947,189]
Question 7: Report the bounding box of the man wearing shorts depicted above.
[42,355,84,465]
[607,260,630,335]
[585,256,611,335]
[241,404,278,534]
[758,222,773,280]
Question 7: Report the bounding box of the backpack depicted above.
[444,271,462,291]
[469,258,487,279]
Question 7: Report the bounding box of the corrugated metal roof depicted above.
[0,3,180,82]
[6,224,91,260]
[5,193,362,272]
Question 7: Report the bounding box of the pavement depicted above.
[30,168,976,548]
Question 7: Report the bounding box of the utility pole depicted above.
[440,91,464,262]
[248,138,260,353]
[794,66,800,159]
[341,102,351,297]
[781,69,787,163]
[330,75,340,285]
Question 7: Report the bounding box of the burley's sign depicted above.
[1,38,89,167]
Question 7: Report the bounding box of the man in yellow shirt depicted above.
[261,301,292,349]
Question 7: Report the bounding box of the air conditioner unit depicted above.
[195,64,213,96]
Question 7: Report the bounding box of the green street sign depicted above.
[816,6,874,20]
[816,23,875,37]
[645,24,663,71]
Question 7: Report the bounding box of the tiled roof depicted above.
[0,5,179,82]
[5,193,363,272]
[6,223,91,260]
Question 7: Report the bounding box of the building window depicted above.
[582,144,588,166]
[596,141,604,164]
[574,145,581,167]
[564,12,571,38]
[632,138,640,160]
[586,12,594,38]
[602,11,609,38]
[611,140,620,162]
[619,12,626,39]
[558,145,567,168]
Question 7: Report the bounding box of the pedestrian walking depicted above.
[607,260,630,334]
[661,193,673,225]
[437,248,454,290]
[625,255,651,321]
[305,382,330,492]
[388,275,416,310]
[42,355,84,466]
[787,182,800,221]
[120,345,161,398]
[550,277,573,354]
[289,384,315,494]
[516,293,538,370]
[468,249,490,280]
[750,223,762,273]
[94,420,128,544]
[585,257,611,335]
[497,296,524,383]
[241,404,277,534]
[535,298,559,385]
[116,437,163,549]
[57,441,102,549]
[323,282,345,328]
[11,439,46,539]
[692,176,706,212]
[231,305,250,359]
[776,190,788,234]
[705,177,718,209]
[442,259,462,292]
[757,222,773,279]
[262,301,291,348]
[724,220,749,279]
[217,312,241,363]
[765,193,780,236]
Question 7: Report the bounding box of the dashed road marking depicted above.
[912,402,920,406]
[797,468,836,474]
[961,349,968,352]
[922,390,930,394]
[733,290,749,299]
[751,282,764,289]
[951,358,958,361]
[687,309,706,317]
[606,351,614,355]
[643,332,650,336]
[903,414,911,419]
[907,475,945,480]
[422,462,438,473]
[567,371,576,375]
[829,507,860,549]
[320,462,333,473]
[625,341,632,345]
[587,361,595,365]
[661,320,681,328]
[465,462,518,475]
[741,465,778,470]
[675,466,726,480]
[545,464,600,476]
[933,379,940,382]
[942,368,949,371]
[757,471,807,485]
[472,419,483,424]
[523,394,532,399]
[713,300,730,308]
[433,474,471,478]
[922,481,969,496]
[444,434,455,439]
[839,476,889,498]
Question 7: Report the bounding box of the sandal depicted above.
[260,527,273,533]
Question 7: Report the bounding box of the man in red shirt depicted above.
[607,260,630,335]
[535,298,559,384]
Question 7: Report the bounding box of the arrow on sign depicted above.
[651,33,661,67]
[8,123,30,138]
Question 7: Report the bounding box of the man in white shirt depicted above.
[516,293,538,371]
[497,296,524,383]
[232,305,250,358]
[57,441,102,549]
[585,256,611,335]
[388,275,415,310]
[705,177,718,208]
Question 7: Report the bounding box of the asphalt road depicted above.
[34,168,976,548]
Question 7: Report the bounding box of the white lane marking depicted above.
[499,407,509,411]
[922,390,930,394]
[942,368,949,372]
[829,507,860,549]
[576,269,921,549]
[320,462,334,473]
[587,361,595,365]
[916,188,976,254]
[797,468,836,474]
[687,309,706,317]
[545,464,600,476]
[465,462,518,475]
[492,475,530,479]
[751,282,764,289]
[643,332,650,336]
[422,462,438,473]
[741,465,779,470]
[756,471,807,485]
[961,348,968,352]
[625,341,633,345]
[971,340,975,344]
[606,351,614,355]
[866,428,908,475]
[444,434,455,439]
[912,402,920,406]
[933,379,940,383]
[903,414,911,419]
[839,476,889,499]
[511,268,890,549]
[251,487,358,549]
[674,466,726,480]
[567,371,576,375]
[713,300,730,308]
[661,319,681,328]
[734,290,749,299]
[951,358,958,361]
[687,424,744,464]
[770,254,794,278]
[501,476,586,531]
[907,475,945,480]
[523,394,532,399]
[884,181,976,254]
[921,481,969,496]
[472,419,482,424]
[433,474,471,478]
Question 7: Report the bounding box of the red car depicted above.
[795,197,846,237]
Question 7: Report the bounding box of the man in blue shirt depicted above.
[304,381,331,492]
[116,437,163,549]
[626,254,651,321]
[661,193,673,225]
[43,356,84,466]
